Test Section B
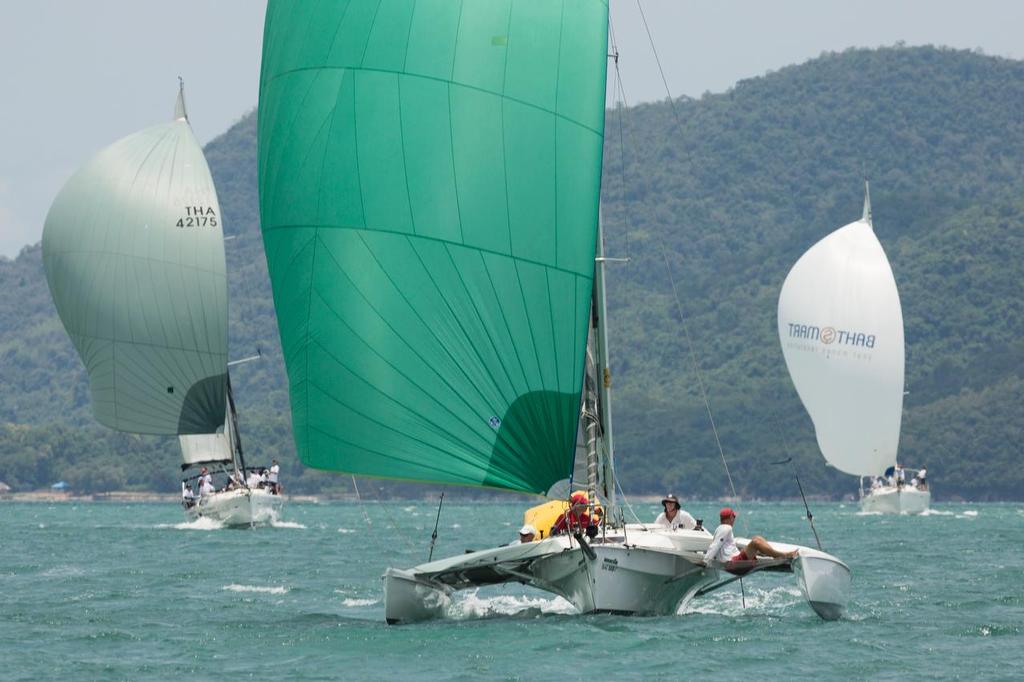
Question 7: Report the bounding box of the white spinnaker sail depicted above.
[778,218,904,476]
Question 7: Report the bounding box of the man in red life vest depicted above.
[550,492,599,536]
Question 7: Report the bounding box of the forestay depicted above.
[777,203,905,476]
[257,1,610,494]
[42,87,228,435]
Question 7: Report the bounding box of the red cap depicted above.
[719,507,737,520]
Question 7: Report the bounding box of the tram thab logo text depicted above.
[787,323,876,348]
[175,206,218,228]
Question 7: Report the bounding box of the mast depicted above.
[175,77,188,122]
[862,179,872,226]
[594,213,618,513]
[225,374,247,475]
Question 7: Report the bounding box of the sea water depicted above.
[1,500,1021,680]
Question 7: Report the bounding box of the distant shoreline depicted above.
[0,491,327,503]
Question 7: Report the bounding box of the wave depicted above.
[683,584,803,618]
[341,598,379,607]
[156,517,225,531]
[447,590,576,620]
[270,520,307,529]
[222,584,289,595]
[855,511,883,516]
[337,528,357,534]
[41,565,85,578]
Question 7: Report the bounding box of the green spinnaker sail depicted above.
[42,89,228,435]
[258,0,609,494]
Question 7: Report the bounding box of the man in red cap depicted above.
[550,492,599,536]
[703,507,797,570]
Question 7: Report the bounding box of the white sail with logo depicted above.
[778,187,905,476]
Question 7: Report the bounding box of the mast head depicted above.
[175,76,189,122]
[862,179,872,226]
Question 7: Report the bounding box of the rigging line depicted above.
[350,475,374,530]
[361,480,418,553]
[635,0,683,127]
[633,0,740,513]
[427,492,445,562]
[659,246,738,505]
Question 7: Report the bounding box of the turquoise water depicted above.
[2,500,1021,680]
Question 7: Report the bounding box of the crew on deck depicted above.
[269,460,281,494]
[550,492,599,537]
[181,481,196,508]
[704,507,797,573]
[198,466,213,493]
[516,524,537,544]
[654,494,697,530]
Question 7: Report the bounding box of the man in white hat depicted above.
[654,494,697,530]
[516,524,537,544]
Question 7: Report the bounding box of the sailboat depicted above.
[256,0,849,620]
[43,82,282,526]
[778,184,930,514]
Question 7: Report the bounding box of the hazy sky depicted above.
[2,0,1022,257]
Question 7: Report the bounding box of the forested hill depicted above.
[1,46,1021,500]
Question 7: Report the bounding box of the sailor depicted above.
[516,524,537,544]
[269,459,281,494]
[260,468,270,488]
[181,481,196,508]
[917,466,928,490]
[895,464,906,489]
[199,474,215,497]
[703,507,797,571]
[654,494,697,530]
[198,466,213,491]
[246,468,262,488]
[550,492,599,536]
[870,477,882,491]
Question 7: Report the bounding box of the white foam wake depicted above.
[341,598,379,607]
[447,590,577,620]
[683,584,803,617]
[157,517,225,531]
[920,509,954,516]
[223,584,289,595]
[270,520,307,529]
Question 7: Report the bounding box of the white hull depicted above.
[184,488,283,527]
[383,526,849,624]
[860,487,930,514]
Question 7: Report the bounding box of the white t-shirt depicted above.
[896,468,905,482]
[269,464,280,483]
[247,472,262,488]
[654,509,697,530]
[199,473,212,488]
[199,480,215,496]
[918,468,927,480]
[704,523,739,565]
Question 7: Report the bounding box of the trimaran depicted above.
[779,183,930,514]
[43,83,282,527]
[256,0,850,620]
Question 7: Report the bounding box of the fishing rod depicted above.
[772,456,823,551]
[427,492,445,562]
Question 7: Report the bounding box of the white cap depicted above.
[519,524,537,536]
